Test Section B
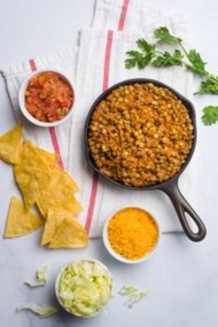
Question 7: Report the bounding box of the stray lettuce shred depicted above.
[24,266,48,288]
[17,303,59,318]
[119,286,148,308]
[36,266,48,283]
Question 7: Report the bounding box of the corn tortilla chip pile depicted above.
[0,126,88,249]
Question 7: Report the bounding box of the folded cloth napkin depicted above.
[1,0,197,237]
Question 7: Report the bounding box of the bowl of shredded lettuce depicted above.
[55,259,113,318]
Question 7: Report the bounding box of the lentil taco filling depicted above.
[88,83,194,187]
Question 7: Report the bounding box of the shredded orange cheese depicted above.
[108,208,159,260]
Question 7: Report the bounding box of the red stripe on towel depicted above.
[28,59,64,169]
[102,30,114,92]
[85,31,114,233]
[117,0,129,31]
[85,0,129,234]
[29,59,37,72]
[85,172,99,233]
[49,127,64,169]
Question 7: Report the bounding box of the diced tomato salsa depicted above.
[25,72,74,122]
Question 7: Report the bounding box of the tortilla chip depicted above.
[51,167,79,193]
[0,125,23,164]
[48,217,88,249]
[14,166,53,209]
[19,141,57,169]
[36,170,82,217]
[4,196,43,238]
[36,147,59,167]
[41,209,69,245]
[37,191,82,218]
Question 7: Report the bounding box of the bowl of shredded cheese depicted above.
[103,207,160,264]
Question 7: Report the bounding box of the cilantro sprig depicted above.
[154,26,182,45]
[202,106,218,125]
[125,27,207,76]
[197,75,218,95]
[152,50,183,67]
[125,39,156,69]
[185,49,207,77]
[125,26,218,126]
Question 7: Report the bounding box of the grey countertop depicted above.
[0,1,218,326]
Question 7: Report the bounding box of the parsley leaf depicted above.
[152,50,183,67]
[185,50,207,77]
[154,26,182,45]
[125,39,156,69]
[197,75,218,94]
[202,106,218,125]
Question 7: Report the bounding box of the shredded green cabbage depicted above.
[17,303,59,318]
[119,285,148,308]
[57,260,112,317]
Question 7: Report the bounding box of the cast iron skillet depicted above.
[84,78,207,242]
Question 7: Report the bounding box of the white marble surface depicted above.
[1,0,218,326]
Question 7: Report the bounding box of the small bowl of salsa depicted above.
[19,70,74,127]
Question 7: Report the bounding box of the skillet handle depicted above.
[163,182,206,242]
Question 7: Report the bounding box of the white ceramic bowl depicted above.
[103,207,160,264]
[55,259,113,317]
[18,70,74,127]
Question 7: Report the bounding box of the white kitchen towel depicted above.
[1,0,197,237]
